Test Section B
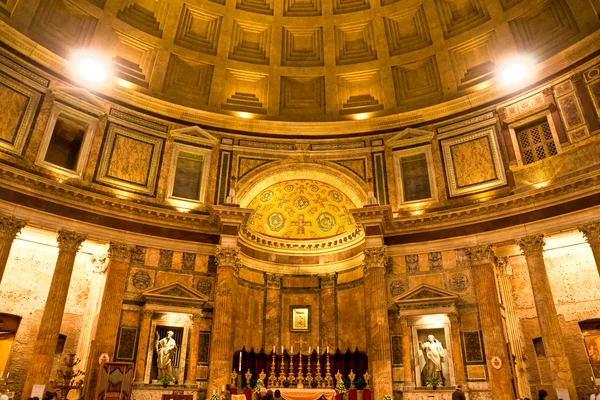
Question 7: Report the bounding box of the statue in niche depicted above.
[156,330,177,379]
[419,334,447,386]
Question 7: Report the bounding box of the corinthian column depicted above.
[208,246,239,393]
[580,221,600,278]
[319,273,337,350]
[467,245,513,399]
[363,247,393,400]
[0,216,26,285]
[135,309,154,383]
[22,230,86,400]
[87,242,132,400]
[516,235,577,399]
[399,316,414,387]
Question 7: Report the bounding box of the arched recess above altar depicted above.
[133,282,210,389]
[388,284,467,391]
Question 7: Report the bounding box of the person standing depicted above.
[452,384,466,400]
[591,387,600,400]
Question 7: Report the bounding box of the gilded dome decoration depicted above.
[247,180,356,240]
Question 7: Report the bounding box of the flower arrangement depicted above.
[253,380,264,395]
[335,380,347,395]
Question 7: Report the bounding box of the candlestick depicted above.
[239,351,242,372]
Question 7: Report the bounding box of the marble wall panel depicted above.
[337,285,366,351]
[233,284,264,351]
[281,291,320,349]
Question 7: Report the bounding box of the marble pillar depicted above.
[135,309,154,383]
[447,313,466,386]
[22,230,86,400]
[0,215,26,285]
[186,314,202,385]
[468,245,513,399]
[399,316,414,387]
[516,235,577,399]
[363,247,393,400]
[264,273,281,350]
[87,242,132,400]
[580,221,600,278]
[319,273,337,350]
[207,246,239,393]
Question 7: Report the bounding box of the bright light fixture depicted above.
[70,51,111,86]
[498,55,534,86]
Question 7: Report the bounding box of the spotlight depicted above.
[70,51,111,86]
[498,55,534,86]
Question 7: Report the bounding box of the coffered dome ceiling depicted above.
[242,180,363,252]
[0,0,592,125]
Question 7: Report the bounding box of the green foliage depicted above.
[283,380,291,388]
[354,379,366,390]
[424,377,442,387]
[310,380,318,388]
[335,380,347,395]
[159,375,174,386]
[343,378,351,389]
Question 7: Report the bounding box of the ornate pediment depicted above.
[387,128,434,148]
[51,87,106,116]
[171,126,218,146]
[391,284,459,310]
[142,282,209,308]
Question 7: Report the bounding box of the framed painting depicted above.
[290,306,310,332]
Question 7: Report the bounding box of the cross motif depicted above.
[295,338,308,350]
[248,205,263,225]
[292,214,312,234]
[276,196,290,208]
[313,194,327,207]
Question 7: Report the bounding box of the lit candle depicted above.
[317,346,320,354]
[281,345,284,354]
[273,345,276,353]
[213,390,216,395]
[291,345,294,353]
[222,385,225,392]
[309,346,311,354]
[239,351,242,372]
[327,346,329,354]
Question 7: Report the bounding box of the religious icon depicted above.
[292,307,310,331]
[156,330,177,380]
[417,330,448,387]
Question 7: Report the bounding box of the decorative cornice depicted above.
[0,215,26,240]
[216,246,240,267]
[516,235,545,256]
[363,247,387,274]
[57,229,86,253]
[108,242,132,263]
[466,245,495,266]
[265,273,282,289]
[319,273,337,288]
[142,309,154,319]
[579,221,600,246]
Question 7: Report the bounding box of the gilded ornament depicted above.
[363,247,387,272]
[267,212,286,232]
[108,242,132,262]
[215,246,240,267]
[196,279,213,295]
[132,271,152,290]
[260,190,273,202]
[448,274,469,293]
[294,196,310,210]
[580,221,600,245]
[466,245,494,266]
[316,212,335,232]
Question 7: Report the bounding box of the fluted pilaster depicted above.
[87,242,132,400]
[516,235,577,399]
[22,230,86,400]
[135,309,154,383]
[0,216,26,284]
[319,273,337,350]
[265,273,282,351]
[467,245,513,399]
[580,221,600,278]
[399,316,413,387]
[186,314,202,385]
[208,246,239,393]
[447,313,466,386]
[363,247,392,400]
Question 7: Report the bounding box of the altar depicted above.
[260,388,336,400]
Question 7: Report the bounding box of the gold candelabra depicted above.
[324,352,333,388]
[287,352,296,383]
[268,352,277,387]
[305,352,313,387]
[296,351,304,388]
[279,352,287,386]
[314,354,323,387]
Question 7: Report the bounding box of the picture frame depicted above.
[290,306,310,332]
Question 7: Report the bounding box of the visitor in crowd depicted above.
[538,389,548,400]
[591,386,600,400]
[273,390,283,400]
[452,384,465,400]
[261,389,273,400]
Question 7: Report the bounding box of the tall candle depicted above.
[317,346,320,354]
[291,345,294,353]
[239,351,242,372]
[222,385,225,392]
[327,346,329,354]
[273,345,276,353]
[309,346,311,354]
[281,345,284,354]
[213,390,216,395]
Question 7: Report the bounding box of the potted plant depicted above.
[424,377,442,390]
[159,375,174,388]
[354,379,366,390]
[253,380,264,398]
[335,380,348,399]
[282,380,291,388]
[310,380,318,388]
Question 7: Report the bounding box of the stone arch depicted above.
[237,160,369,208]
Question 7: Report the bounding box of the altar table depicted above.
[260,388,336,400]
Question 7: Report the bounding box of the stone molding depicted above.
[56,229,86,253]
[496,257,510,275]
[265,273,282,289]
[319,273,337,287]
[516,234,546,256]
[216,246,240,267]
[142,309,154,319]
[466,245,495,266]
[579,221,600,245]
[108,242,133,263]
[0,215,26,240]
[363,247,387,274]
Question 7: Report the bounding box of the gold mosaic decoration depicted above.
[246,180,356,240]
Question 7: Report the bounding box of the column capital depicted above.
[516,234,545,256]
[447,312,459,323]
[363,247,387,274]
[191,313,202,324]
[466,245,495,266]
[108,242,132,263]
[496,257,510,275]
[216,246,240,267]
[0,216,26,240]
[57,229,86,253]
[142,309,154,319]
[579,221,600,246]
[265,273,282,289]
[319,273,337,288]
